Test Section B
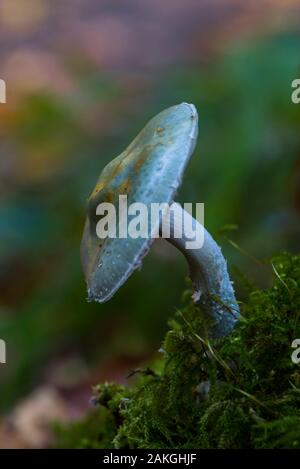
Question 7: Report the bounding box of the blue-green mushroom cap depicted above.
[81,103,198,302]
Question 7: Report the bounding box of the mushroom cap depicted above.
[81,102,198,302]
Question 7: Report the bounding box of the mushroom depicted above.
[81,103,240,338]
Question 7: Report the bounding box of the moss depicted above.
[55,252,300,449]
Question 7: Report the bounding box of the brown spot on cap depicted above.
[118,178,131,195]
[134,145,151,172]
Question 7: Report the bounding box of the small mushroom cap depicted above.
[81,102,198,302]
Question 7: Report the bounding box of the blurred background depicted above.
[0,0,300,448]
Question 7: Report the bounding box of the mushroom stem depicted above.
[161,203,240,339]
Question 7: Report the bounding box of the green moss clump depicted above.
[55,253,300,448]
